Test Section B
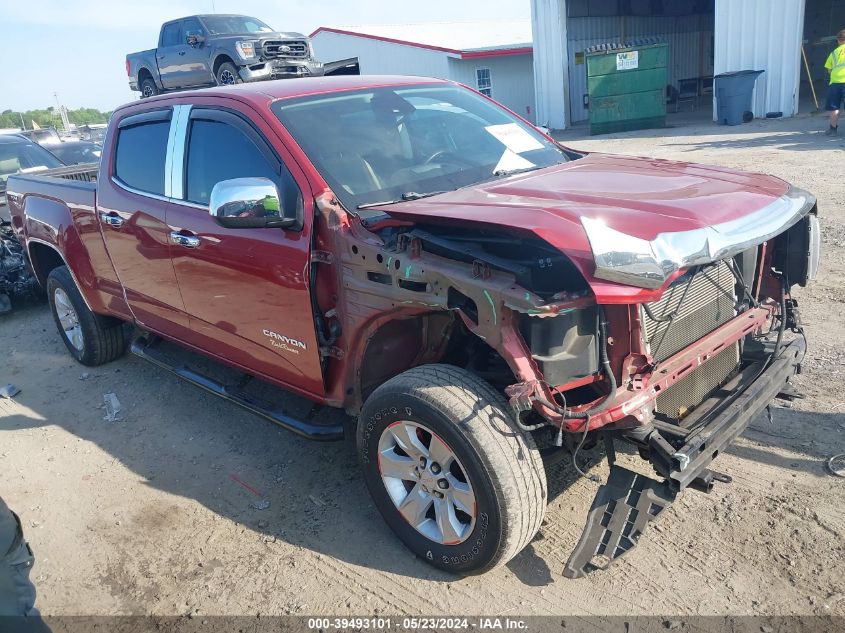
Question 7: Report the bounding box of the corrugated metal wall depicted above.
[311,32,451,79]
[567,14,715,122]
[530,0,569,129]
[448,56,538,122]
[713,0,806,119]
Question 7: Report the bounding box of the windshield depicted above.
[0,138,64,191]
[50,143,101,165]
[201,15,274,35]
[272,84,569,211]
[22,129,61,145]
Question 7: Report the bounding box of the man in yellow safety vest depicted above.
[825,29,845,135]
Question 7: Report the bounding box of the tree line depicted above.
[0,107,111,131]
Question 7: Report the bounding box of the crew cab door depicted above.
[165,106,324,396]
[96,107,189,334]
[158,21,188,89]
[178,17,213,86]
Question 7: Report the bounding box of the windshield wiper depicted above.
[492,165,544,178]
[357,190,449,210]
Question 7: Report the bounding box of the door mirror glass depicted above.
[209,177,295,229]
[186,31,205,47]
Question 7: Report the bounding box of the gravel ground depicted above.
[0,112,843,617]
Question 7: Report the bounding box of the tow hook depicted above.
[689,469,733,494]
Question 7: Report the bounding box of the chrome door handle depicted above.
[170,232,200,248]
[99,212,124,228]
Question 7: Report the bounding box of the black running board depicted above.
[131,338,345,441]
[563,466,676,579]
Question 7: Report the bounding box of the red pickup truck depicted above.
[6,76,820,576]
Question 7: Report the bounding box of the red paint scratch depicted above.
[230,474,263,498]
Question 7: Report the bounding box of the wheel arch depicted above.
[353,310,518,411]
[20,193,129,319]
[137,66,160,89]
[212,53,237,76]
[28,239,94,312]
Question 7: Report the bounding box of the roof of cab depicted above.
[0,134,28,145]
[116,75,451,114]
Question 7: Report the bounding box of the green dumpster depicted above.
[586,41,667,136]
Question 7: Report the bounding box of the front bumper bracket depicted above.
[563,337,804,578]
[563,466,675,578]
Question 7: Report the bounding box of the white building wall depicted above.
[713,0,806,119]
[448,55,538,122]
[530,0,569,129]
[311,31,451,79]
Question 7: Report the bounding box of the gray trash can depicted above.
[715,70,764,125]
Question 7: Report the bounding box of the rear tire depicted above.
[47,266,129,366]
[140,77,159,98]
[357,364,547,574]
[215,62,242,86]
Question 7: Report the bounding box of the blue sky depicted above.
[0,0,531,112]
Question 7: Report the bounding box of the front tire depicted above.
[357,364,547,574]
[47,266,129,366]
[215,62,242,86]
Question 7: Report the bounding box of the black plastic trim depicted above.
[118,108,172,129]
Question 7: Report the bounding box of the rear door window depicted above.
[114,120,170,196]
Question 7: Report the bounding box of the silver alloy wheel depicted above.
[142,84,154,98]
[54,287,83,352]
[377,421,476,545]
[219,69,236,85]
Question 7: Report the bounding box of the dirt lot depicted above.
[1,113,843,617]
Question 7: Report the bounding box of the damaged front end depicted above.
[312,180,818,578]
[0,222,39,314]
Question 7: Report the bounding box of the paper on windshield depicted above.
[485,123,544,154]
[493,149,535,174]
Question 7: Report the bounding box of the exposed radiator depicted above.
[643,261,736,362]
[655,343,740,420]
[642,261,740,420]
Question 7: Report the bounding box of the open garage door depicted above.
[565,0,716,125]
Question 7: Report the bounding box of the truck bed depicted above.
[7,163,98,205]
[3,164,98,224]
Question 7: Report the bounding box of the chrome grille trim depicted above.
[262,40,309,58]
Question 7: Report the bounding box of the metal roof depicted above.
[310,21,533,58]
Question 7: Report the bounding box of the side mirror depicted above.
[186,31,205,47]
[209,177,296,229]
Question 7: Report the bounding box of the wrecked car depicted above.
[0,134,70,312]
[6,76,820,575]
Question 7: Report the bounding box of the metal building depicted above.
[531,0,843,130]
[310,22,539,122]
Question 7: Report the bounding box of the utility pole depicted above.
[19,112,25,131]
[53,92,71,134]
